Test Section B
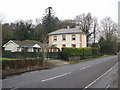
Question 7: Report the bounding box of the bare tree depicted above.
[92,17,99,44]
[39,29,49,64]
[100,17,117,38]
[75,12,97,46]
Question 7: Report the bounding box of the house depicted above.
[3,40,42,52]
[48,27,87,49]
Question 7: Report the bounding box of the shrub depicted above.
[83,47,92,56]
[92,48,99,56]
[61,47,88,59]
[2,58,43,70]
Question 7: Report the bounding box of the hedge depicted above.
[2,51,41,59]
[83,47,92,56]
[2,58,43,70]
[61,47,98,59]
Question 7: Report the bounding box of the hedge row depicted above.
[2,51,41,58]
[2,58,43,70]
[61,47,98,59]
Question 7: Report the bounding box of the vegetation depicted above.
[0,58,16,60]
[61,47,97,60]
[2,7,119,58]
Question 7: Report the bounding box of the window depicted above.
[53,36,57,41]
[62,44,66,47]
[62,35,66,41]
[72,35,76,40]
[72,44,76,48]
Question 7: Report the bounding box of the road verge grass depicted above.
[0,58,17,60]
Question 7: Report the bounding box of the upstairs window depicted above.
[72,35,76,40]
[62,35,66,41]
[53,36,57,41]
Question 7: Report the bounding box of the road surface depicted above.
[2,55,118,89]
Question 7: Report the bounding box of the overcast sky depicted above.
[0,0,119,24]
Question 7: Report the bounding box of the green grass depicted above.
[67,55,109,64]
[0,58,16,60]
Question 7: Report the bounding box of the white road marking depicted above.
[83,63,118,90]
[105,85,110,90]
[80,67,86,70]
[41,72,71,82]
[80,66,91,70]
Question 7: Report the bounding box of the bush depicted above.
[61,47,93,59]
[2,51,40,59]
[83,47,92,56]
[92,48,99,56]
[2,58,43,70]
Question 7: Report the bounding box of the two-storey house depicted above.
[48,27,87,49]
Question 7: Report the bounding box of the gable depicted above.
[3,40,19,47]
[33,44,41,48]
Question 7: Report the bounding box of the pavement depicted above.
[2,55,118,89]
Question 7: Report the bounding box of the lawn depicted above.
[67,55,109,64]
[0,58,16,60]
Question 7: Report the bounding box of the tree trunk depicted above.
[87,36,89,47]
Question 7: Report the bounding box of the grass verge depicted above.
[0,58,16,60]
[67,55,109,64]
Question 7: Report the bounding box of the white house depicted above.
[3,40,42,52]
[48,27,87,49]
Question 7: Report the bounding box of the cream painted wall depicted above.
[5,42,18,52]
[49,33,87,49]
[28,47,34,52]
[82,34,87,47]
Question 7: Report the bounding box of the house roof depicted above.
[48,28,85,35]
[3,40,43,48]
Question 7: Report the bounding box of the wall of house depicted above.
[28,47,34,52]
[17,47,22,52]
[49,33,87,49]
[5,42,18,52]
[82,34,87,47]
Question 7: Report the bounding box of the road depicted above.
[2,55,118,89]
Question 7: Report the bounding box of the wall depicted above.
[5,42,18,52]
[28,47,33,52]
[49,33,87,49]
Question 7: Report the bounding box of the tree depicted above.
[99,36,118,54]
[56,19,77,29]
[2,23,14,44]
[98,17,118,54]
[92,17,98,44]
[42,7,59,33]
[14,20,34,40]
[100,17,117,38]
[37,7,59,64]
[75,12,93,47]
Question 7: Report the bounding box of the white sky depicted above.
[0,0,119,24]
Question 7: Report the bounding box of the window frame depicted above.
[53,36,57,41]
[72,35,76,41]
[62,35,66,41]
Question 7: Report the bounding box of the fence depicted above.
[2,51,61,59]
